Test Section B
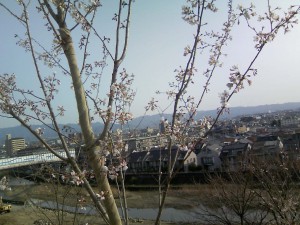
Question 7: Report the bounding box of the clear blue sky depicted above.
[0,0,300,128]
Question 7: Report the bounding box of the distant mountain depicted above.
[218,102,300,117]
[1,102,300,145]
[127,102,300,128]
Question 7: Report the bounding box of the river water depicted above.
[6,176,36,186]
[28,198,204,223]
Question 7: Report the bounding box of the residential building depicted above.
[5,134,26,156]
[127,146,197,173]
[250,135,283,160]
[281,116,300,127]
[220,142,251,171]
[237,125,249,134]
[125,135,166,152]
[197,144,222,171]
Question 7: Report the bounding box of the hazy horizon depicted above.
[1,101,300,130]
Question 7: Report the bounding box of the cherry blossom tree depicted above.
[148,1,300,224]
[0,0,299,225]
[0,0,133,224]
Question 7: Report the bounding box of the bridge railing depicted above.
[0,149,75,170]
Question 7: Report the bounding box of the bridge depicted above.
[0,149,76,170]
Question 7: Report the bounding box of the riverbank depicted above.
[0,204,195,225]
[0,177,209,224]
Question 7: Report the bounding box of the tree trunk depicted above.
[59,26,122,225]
